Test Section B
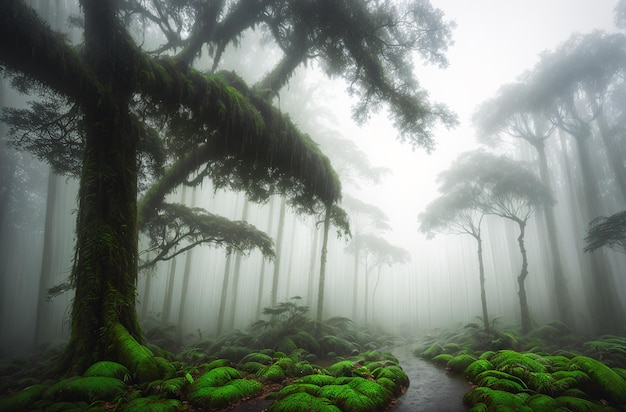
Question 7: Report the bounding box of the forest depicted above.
[1,0,626,411]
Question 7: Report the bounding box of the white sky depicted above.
[338,0,619,245]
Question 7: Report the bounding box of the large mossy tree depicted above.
[0,0,455,380]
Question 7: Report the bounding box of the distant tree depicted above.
[439,150,553,334]
[527,31,626,333]
[419,187,490,330]
[584,211,626,254]
[342,195,392,321]
[348,233,410,323]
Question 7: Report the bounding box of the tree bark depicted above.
[516,221,532,334]
[270,197,287,307]
[315,206,331,337]
[475,234,490,330]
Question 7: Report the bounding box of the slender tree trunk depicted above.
[216,252,233,336]
[352,244,360,321]
[307,222,320,307]
[226,197,250,330]
[315,206,331,337]
[176,187,195,344]
[516,221,532,334]
[34,170,58,345]
[270,197,287,307]
[59,0,159,381]
[256,197,277,318]
[161,257,177,326]
[534,143,574,327]
[475,234,490,330]
[571,131,624,333]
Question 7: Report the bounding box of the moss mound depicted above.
[48,376,127,403]
[0,384,47,412]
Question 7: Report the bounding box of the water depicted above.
[392,345,470,411]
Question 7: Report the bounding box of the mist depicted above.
[1,0,625,410]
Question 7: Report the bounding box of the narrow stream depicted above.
[392,345,470,411]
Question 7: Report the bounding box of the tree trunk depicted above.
[270,197,287,307]
[161,257,177,326]
[307,222,320,307]
[534,143,574,328]
[226,197,250,331]
[176,187,196,344]
[475,233,490,330]
[351,243,360,321]
[216,252,233,336]
[516,221,532,334]
[315,206,331,337]
[58,0,158,381]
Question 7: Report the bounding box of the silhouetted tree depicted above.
[419,187,490,330]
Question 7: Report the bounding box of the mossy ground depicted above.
[0,316,407,411]
[415,320,626,411]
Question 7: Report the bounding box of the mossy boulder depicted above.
[571,355,626,405]
[118,397,183,412]
[268,391,340,412]
[186,366,262,410]
[83,360,131,383]
[0,383,47,412]
[48,376,127,403]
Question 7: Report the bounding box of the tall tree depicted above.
[473,80,574,328]
[419,188,490,329]
[439,150,553,334]
[0,0,454,378]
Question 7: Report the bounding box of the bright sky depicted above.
[341,0,619,245]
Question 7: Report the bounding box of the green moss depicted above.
[475,370,528,390]
[328,360,356,377]
[257,364,286,382]
[241,361,267,374]
[111,323,160,382]
[160,377,188,396]
[479,376,526,393]
[490,350,547,374]
[0,384,47,412]
[240,352,273,365]
[274,357,297,376]
[83,361,131,383]
[431,353,454,366]
[464,359,494,380]
[294,374,336,386]
[463,387,525,409]
[204,358,231,370]
[51,376,127,403]
[276,383,321,398]
[268,391,340,412]
[190,366,242,389]
[447,354,477,374]
[371,365,409,388]
[571,355,626,405]
[118,397,182,412]
[556,395,617,412]
[421,343,443,359]
[523,394,559,412]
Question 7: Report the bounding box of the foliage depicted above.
[584,210,626,253]
[0,384,47,412]
[83,361,132,383]
[47,376,127,403]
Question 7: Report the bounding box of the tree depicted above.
[439,150,553,334]
[527,31,626,333]
[419,187,490,330]
[584,210,626,254]
[473,79,574,328]
[349,233,410,323]
[0,0,455,379]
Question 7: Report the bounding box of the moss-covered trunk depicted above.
[58,0,158,381]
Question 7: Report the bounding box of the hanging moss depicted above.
[0,384,47,412]
[83,361,131,383]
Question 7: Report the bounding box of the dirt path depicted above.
[392,345,470,411]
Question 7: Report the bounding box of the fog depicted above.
[1,0,625,360]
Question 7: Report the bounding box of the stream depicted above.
[392,345,470,411]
